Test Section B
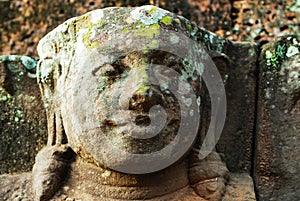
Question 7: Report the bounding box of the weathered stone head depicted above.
[34,5,229,200]
[36,5,206,171]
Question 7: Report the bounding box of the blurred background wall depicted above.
[0,0,299,56]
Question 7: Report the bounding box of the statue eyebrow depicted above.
[92,65,102,76]
[92,60,129,76]
[91,62,112,76]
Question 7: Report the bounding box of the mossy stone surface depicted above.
[255,35,300,201]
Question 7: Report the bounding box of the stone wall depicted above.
[254,35,300,201]
[1,35,299,200]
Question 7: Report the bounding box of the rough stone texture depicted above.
[35,4,256,174]
[103,0,233,34]
[0,172,33,201]
[254,35,300,201]
[0,0,232,57]
[32,145,75,201]
[1,1,298,58]
[0,152,254,201]
[224,173,256,201]
[189,152,230,201]
[54,157,202,200]
[182,0,233,37]
[0,150,252,201]
[36,6,206,172]
[0,6,257,201]
[0,4,258,176]
[215,41,258,172]
[229,0,299,42]
[0,60,47,174]
[0,0,103,57]
[0,1,298,201]
[0,157,206,201]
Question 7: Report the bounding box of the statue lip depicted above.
[100,118,169,139]
[101,109,167,124]
[108,117,151,127]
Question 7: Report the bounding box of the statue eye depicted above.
[104,62,125,77]
[107,59,131,79]
[100,63,115,76]
[94,61,128,77]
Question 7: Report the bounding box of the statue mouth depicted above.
[98,109,179,154]
[101,113,153,128]
[100,105,173,138]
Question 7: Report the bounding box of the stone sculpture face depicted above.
[37,5,207,172]
[70,49,201,169]
[91,51,182,154]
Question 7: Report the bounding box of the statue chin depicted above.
[74,113,181,168]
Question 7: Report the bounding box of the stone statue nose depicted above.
[129,86,164,112]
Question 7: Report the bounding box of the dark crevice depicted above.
[251,42,263,201]
[2,64,15,96]
[52,113,57,146]
[61,118,68,144]
[229,0,238,29]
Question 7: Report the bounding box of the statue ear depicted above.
[37,54,66,147]
[37,29,73,147]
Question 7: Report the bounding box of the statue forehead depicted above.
[36,5,206,89]
[37,6,175,60]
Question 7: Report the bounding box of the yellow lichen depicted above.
[134,24,160,39]
[160,16,173,26]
